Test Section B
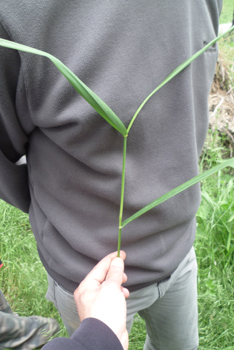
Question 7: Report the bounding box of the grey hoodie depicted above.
[0,0,222,292]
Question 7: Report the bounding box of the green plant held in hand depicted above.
[1,26,234,257]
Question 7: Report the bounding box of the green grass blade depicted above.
[117,136,128,257]
[223,221,231,251]
[202,191,216,210]
[122,157,234,228]
[127,26,234,133]
[0,38,127,137]
[228,213,234,223]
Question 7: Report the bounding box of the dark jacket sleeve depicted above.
[0,22,31,213]
[42,318,124,350]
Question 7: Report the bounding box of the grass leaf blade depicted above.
[0,38,127,137]
[127,26,234,133]
[122,157,234,228]
[228,213,234,223]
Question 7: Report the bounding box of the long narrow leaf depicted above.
[228,213,234,223]
[122,157,234,228]
[0,38,127,137]
[127,26,234,132]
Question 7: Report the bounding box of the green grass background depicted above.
[220,0,234,24]
[1,2,234,349]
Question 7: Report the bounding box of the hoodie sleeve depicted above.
[0,22,30,213]
[42,318,124,350]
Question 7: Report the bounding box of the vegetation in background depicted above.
[196,132,234,349]
[219,0,234,24]
[219,30,234,89]
[0,205,65,338]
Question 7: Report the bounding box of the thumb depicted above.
[105,257,124,287]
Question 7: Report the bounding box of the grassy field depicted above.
[219,0,234,85]
[1,4,234,350]
[220,0,234,24]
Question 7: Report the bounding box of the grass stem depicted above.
[118,136,127,256]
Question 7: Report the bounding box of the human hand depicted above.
[74,251,129,350]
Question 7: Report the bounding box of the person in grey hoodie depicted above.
[0,1,222,349]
